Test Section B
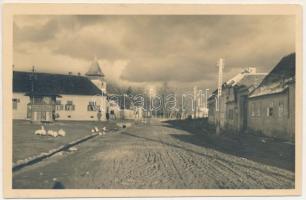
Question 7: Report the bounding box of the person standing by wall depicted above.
[97,110,102,121]
[106,112,110,121]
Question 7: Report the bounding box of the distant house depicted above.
[190,86,209,119]
[13,59,108,122]
[207,67,266,133]
[248,53,295,140]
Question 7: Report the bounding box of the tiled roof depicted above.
[235,74,266,89]
[13,71,104,96]
[249,53,295,98]
[249,81,289,98]
[260,53,295,86]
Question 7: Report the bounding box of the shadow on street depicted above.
[119,130,293,180]
[160,118,294,172]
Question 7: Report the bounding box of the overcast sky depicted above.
[13,15,295,92]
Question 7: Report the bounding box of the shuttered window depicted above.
[267,102,273,117]
[65,100,75,111]
[56,100,63,111]
[88,101,97,111]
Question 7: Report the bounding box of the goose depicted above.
[58,129,66,137]
[48,130,58,137]
[35,126,46,136]
[47,130,54,136]
[52,131,58,137]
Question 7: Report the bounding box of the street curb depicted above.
[13,133,99,172]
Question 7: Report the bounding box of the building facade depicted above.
[13,59,108,122]
[207,90,217,124]
[224,73,266,133]
[247,53,295,140]
[207,67,266,134]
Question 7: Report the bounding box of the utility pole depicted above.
[205,88,209,117]
[216,58,224,135]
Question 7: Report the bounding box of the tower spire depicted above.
[86,57,104,77]
[86,57,106,94]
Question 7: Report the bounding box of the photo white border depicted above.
[1,1,305,197]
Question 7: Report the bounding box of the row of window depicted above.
[13,99,96,112]
[250,101,285,118]
[56,100,99,112]
[225,100,286,120]
[56,100,75,111]
[55,104,76,111]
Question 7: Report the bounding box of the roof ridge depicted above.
[13,70,85,78]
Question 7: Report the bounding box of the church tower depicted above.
[85,57,106,94]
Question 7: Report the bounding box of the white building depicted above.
[13,59,108,122]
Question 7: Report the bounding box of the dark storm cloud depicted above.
[14,15,295,89]
[120,58,217,83]
[13,15,110,43]
[14,19,59,43]
[53,35,125,60]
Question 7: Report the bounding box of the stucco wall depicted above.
[219,94,227,129]
[12,93,109,121]
[12,93,30,120]
[224,91,248,133]
[55,94,108,121]
[288,82,295,138]
[224,102,238,131]
[247,89,294,140]
[207,95,226,127]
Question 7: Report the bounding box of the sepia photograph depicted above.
[2,3,302,198]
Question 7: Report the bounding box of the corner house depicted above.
[248,53,295,141]
[12,59,108,122]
